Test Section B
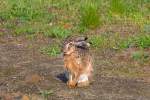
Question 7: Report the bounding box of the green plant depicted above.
[143,24,150,33]
[15,26,36,35]
[118,34,150,49]
[134,34,150,48]
[110,0,126,15]
[40,89,53,100]
[110,0,140,16]
[44,26,71,39]
[118,38,133,49]
[132,50,149,61]
[132,51,143,60]
[89,35,105,48]
[80,0,101,29]
[40,44,61,57]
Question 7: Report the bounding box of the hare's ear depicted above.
[75,36,88,42]
[75,41,90,48]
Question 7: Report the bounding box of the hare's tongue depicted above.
[78,74,88,83]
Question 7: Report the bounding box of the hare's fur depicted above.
[63,36,93,88]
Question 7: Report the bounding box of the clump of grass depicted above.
[132,50,149,61]
[15,25,36,35]
[80,0,101,29]
[89,35,105,48]
[40,89,53,100]
[134,34,150,48]
[143,24,150,33]
[118,38,133,49]
[110,0,126,15]
[118,34,150,49]
[40,44,61,57]
[44,26,71,39]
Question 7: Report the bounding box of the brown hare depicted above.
[62,36,93,88]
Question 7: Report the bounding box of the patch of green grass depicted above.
[89,33,150,50]
[108,0,147,25]
[89,35,105,48]
[118,38,133,49]
[80,0,101,29]
[134,34,150,48]
[15,25,36,35]
[0,0,54,36]
[110,0,140,16]
[3,20,16,29]
[143,24,150,33]
[131,50,149,61]
[0,0,149,41]
[74,25,88,33]
[40,44,61,57]
[110,0,126,15]
[132,51,143,60]
[44,26,71,39]
[118,34,150,49]
[0,0,53,21]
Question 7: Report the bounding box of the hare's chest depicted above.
[64,56,81,70]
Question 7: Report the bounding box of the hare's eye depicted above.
[69,43,73,46]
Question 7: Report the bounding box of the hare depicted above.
[62,36,93,88]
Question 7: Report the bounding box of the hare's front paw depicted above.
[67,81,76,88]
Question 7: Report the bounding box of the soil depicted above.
[0,34,150,100]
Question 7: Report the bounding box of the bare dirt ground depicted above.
[0,34,150,100]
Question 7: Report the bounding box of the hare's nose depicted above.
[63,52,68,56]
[63,50,67,54]
[64,51,66,53]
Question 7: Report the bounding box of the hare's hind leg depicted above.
[67,73,77,88]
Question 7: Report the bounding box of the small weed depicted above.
[40,44,61,57]
[132,50,149,61]
[134,34,150,48]
[80,0,101,29]
[132,51,144,60]
[40,89,53,100]
[118,38,133,49]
